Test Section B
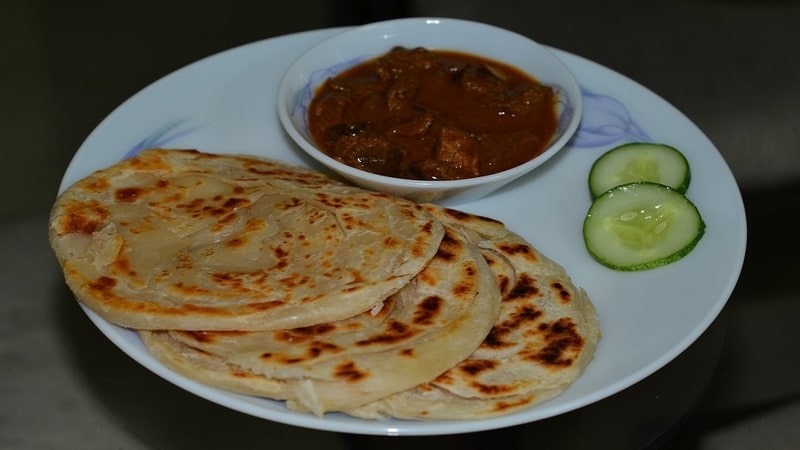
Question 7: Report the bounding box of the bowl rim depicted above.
[277,17,583,189]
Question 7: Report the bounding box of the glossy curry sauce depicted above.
[307,47,558,181]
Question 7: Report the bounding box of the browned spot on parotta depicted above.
[334,361,368,382]
[59,201,110,235]
[524,318,585,367]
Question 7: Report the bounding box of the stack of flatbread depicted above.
[49,148,600,420]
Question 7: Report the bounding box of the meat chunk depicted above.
[458,64,506,97]
[420,127,480,180]
[330,131,401,177]
[385,74,420,117]
[505,84,554,115]
[375,47,438,80]
[392,113,434,137]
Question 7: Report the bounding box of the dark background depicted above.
[2,0,799,448]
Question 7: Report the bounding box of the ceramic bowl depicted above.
[277,17,582,204]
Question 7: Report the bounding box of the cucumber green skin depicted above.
[588,143,691,199]
[583,182,705,271]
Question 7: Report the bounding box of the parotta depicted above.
[49,149,445,331]
[347,205,601,420]
[139,226,501,415]
[50,148,600,421]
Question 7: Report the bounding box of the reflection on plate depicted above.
[59,28,746,436]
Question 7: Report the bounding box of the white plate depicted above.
[59,28,746,436]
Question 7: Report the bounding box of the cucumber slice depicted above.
[583,182,705,271]
[588,143,691,198]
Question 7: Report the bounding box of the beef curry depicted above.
[307,47,558,181]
